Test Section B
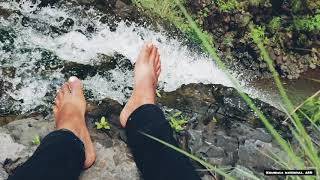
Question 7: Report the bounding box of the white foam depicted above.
[0,0,274,112]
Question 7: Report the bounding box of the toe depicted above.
[137,42,153,63]
[68,76,84,97]
[157,68,161,77]
[53,105,58,116]
[55,89,63,106]
[62,83,71,95]
[149,46,158,63]
[155,54,160,67]
[155,55,160,68]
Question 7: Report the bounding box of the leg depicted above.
[9,77,96,180]
[120,43,201,180]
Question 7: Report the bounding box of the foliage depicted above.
[95,116,110,130]
[167,111,188,132]
[250,25,268,45]
[32,135,41,146]
[269,16,281,32]
[132,0,214,49]
[293,13,320,31]
[215,0,238,12]
[292,0,302,13]
[156,90,162,98]
[301,95,320,124]
[133,0,189,31]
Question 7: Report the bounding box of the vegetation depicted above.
[268,16,281,32]
[293,13,320,31]
[167,111,188,133]
[32,135,41,146]
[132,0,214,48]
[156,90,162,98]
[136,0,320,179]
[95,116,110,130]
[215,0,238,12]
[300,93,320,124]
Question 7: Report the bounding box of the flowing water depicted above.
[0,0,317,116]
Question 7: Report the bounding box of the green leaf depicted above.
[104,124,110,130]
[173,111,182,117]
[32,135,41,146]
[156,90,162,98]
[100,116,106,124]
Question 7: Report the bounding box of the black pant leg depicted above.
[8,129,85,180]
[125,104,201,180]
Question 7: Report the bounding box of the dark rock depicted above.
[158,83,291,176]
[1,67,16,78]
[39,0,60,7]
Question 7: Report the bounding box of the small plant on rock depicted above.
[168,111,188,132]
[32,135,41,146]
[95,116,110,130]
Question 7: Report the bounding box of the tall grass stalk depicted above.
[174,0,305,170]
[136,0,319,178]
[250,25,320,171]
[140,132,237,179]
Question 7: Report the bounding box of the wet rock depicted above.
[62,62,98,79]
[228,165,257,180]
[1,67,16,78]
[158,83,291,177]
[238,139,286,171]
[38,0,61,7]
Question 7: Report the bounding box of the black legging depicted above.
[8,104,201,180]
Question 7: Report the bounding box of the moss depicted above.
[268,16,281,32]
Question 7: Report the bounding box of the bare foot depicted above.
[120,43,161,127]
[53,76,96,169]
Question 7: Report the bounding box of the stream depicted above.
[0,0,319,116]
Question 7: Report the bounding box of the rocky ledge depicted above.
[1,83,319,179]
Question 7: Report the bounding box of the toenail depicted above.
[147,43,153,48]
[69,76,78,82]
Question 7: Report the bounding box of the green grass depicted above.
[134,0,320,179]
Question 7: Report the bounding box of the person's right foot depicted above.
[54,76,96,169]
[120,43,161,127]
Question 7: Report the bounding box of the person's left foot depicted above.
[53,76,96,169]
